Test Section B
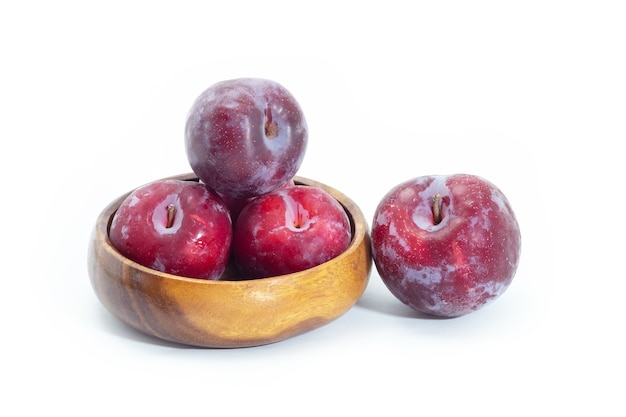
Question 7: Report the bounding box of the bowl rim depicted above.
[95,173,369,285]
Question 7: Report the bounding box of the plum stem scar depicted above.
[166,204,176,228]
[433,194,442,225]
[264,106,279,139]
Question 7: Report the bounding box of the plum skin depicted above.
[371,174,521,317]
[232,185,352,279]
[185,78,308,199]
[108,179,233,280]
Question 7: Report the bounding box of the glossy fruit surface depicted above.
[219,178,295,224]
[371,174,521,317]
[185,78,308,199]
[109,179,232,280]
[233,184,352,278]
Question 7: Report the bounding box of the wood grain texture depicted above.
[88,174,372,348]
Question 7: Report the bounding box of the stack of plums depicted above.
[109,78,352,282]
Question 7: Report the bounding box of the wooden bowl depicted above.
[88,173,372,348]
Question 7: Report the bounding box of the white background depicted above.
[2,1,624,415]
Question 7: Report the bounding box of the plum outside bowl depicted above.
[88,173,371,348]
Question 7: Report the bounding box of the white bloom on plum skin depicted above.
[185,78,308,199]
[281,192,313,232]
[108,179,232,280]
[232,185,351,278]
[127,194,141,207]
[371,174,521,317]
[152,194,183,235]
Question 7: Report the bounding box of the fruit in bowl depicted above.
[108,179,232,280]
[371,174,521,317]
[218,178,295,223]
[88,174,371,348]
[232,184,352,279]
